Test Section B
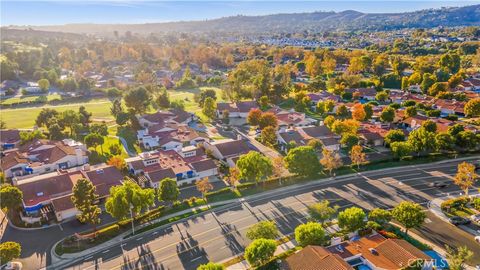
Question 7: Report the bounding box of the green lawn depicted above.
[1,98,114,129]
[88,136,128,164]
[1,87,225,129]
[0,93,62,105]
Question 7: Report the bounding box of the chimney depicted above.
[75,148,84,165]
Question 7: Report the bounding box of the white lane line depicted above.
[136,237,143,241]
[84,256,93,260]
[191,256,203,262]
[152,231,158,235]
[102,249,110,254]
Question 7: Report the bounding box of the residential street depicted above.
[43,158,480,270]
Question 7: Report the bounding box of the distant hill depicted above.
[4,4,480,36]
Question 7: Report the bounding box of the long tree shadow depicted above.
[176,231,209,270]
[212,213,244,255]
[269,201,307,235]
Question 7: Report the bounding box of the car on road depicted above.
[475,236,480,244]
[428,181,449,188]
[471,214,480,223]
[449,216,471,226]
[1,262,22,270]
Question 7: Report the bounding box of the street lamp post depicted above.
[130,204,135,235]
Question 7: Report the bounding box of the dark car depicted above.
[449,216,471,226]
[429,181,449,188]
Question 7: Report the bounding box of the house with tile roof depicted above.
[267,107,317,130]
[0,129,21,150]
[125,145,218,186]
[216,100,259,118]
[14,164,123,223]
[284,232,433,270]
[1,139,88,178]
[203,138,256,167]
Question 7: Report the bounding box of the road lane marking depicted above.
[101,249,110,254]
[136,237,143,241]
[191,257,203,262]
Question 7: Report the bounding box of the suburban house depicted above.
[284,232,433,270]
[432,99,465,116]
[138,109,196,128]
[1,139,89,178]
[125,146,218,186]
[277,130,307,151]
[138,124,205,150]
[203,138,254,167]
[15,164,123,223]
[358,123,392,146]
[299,125,340,151]
[267,107,317,130]
[216,101,259,119]
[344,87,377,101]
[0,129,21,150]
[23,82,42,93]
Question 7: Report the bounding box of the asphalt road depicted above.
[51,159,480,270]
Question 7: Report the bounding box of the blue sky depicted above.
[1,1,479,26]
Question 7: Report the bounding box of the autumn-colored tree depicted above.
[271,156,285,178]
[350,145,367,169]
[320,148,343,175]
[196,178,214,199]
[454,162,478,197]
[259,112,278,130]
[351,103,366,121]
[247,108,263,126]
[261,126,277,147]
[226,167,240,188]
[107,155,126,170]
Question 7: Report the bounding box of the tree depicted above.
[246,221,279,240]
[350,145,367,169]
[456,131,478,149]
[158,178,180,204]
[60,110,80,136]
[156,88,170,109]
[35,108,58,127]
[294,222,325,246]
[341,133,359,150]
[258,112,278,130]
[202,97,217,119]
[307,138,323,152]
[84,133,104,153]
[316,101,325,114]
[380,107,395,123]
[375,91,389,102]
[71,178,101,235]
[464,98,480,117]
[0,184,23,215]
[338,207,366,233]
[392,201,426,235]
[336,104,349,118]
[48,123,64,140]
[421,120,437,133]
[258,96,269,109]
[78,106,92,126]
[408,128,436,154]
[244,239,277,267]
[405,106,417,117]
[124,87,151,114]
[19,130,45,144]
[428,82,448,96]
[421,73,436,93]
[323,115,335,129]
[324,100,335,113]
[260,126,277,147]
[284,146,320,177]
[37,78,50,92]
[435,133,455,152]
[236,152,273,184]
[194,88,217,107]
[107,156,126,170]
[110,99,123,117]
[307,200,338,225]
[320,148,343,175]
[390,141,412,159]
[225,167,240,188]
[368,208,392,226]
[0,241,21,264]
[116,112,130,126]
[363,103,373,120]
[331,119,359,135]
[90,123,108,137]
[446,245,473,270]
[351,103,366,121]
[454,162,478,197]
[247,108,263,126]
[197,262,225,270]
[384,129,405,146]
[105,180,155,220]
[196,178,213,199]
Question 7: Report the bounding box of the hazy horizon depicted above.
[1,0,480,26]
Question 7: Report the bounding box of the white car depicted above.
[471,214,480,223]
[475,236,480,244]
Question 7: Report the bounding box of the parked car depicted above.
[475,236,480,244]
[449,216,471,226]
[1,262,22,270]
[428,181,449,188]
[471,214,480,223]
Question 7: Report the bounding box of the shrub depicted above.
[205,187,232,198]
